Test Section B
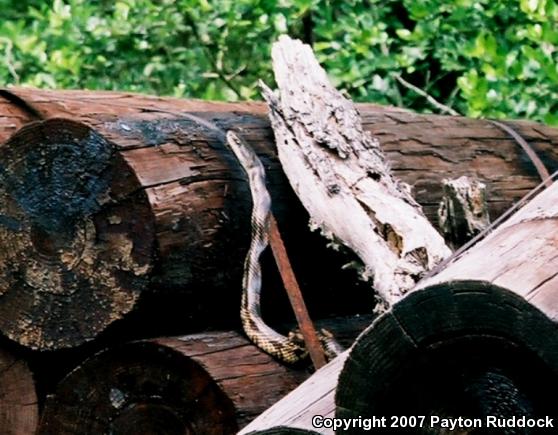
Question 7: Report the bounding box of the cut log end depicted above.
[0,347,38,435]
[336,281,558,434]
[0,119,155,350]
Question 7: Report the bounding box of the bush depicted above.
[0,0,556,124]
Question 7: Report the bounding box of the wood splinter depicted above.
[438,175,490,249]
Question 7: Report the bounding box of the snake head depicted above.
[287,328,344,364]
[286,330,310,362]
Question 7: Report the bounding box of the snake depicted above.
[226,131,342,364]
[161,108,340,364]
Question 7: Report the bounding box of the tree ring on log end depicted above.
[38,341,238,435]
[0,119,155,350]
[336,281,558,434]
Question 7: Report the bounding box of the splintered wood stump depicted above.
[0,88,557,349]
[438,176,490,249]
[241,180,558,435]
[0,346,38,435]
[38,316,372,434]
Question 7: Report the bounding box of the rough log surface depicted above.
[0,87,557,349]
[38,315,373,434]
[243,181,558,434]
[262,36,451,305]
[1,88,557,227]
[0,346,38,435]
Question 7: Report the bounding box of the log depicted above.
[0,344,38,435]
[242,179,558,434]
[0,87,557,349]
[337,180,558,433]
[37,315,373,434]
[3,87,556,225]
[240,354,347,435]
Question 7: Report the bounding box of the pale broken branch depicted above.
[260,36,451,306]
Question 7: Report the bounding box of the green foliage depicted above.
[0,0,556,124]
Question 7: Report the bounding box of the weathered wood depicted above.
[0,345,38,435]
[1,87,557,227]
[242,180,558,435]
[438,175,490,249]
[262,35,451,306]
[0,119,155,350]
[0,87,557,349]
[38,315,373,434]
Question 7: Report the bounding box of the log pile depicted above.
[0,37,557,433]
[0,88,556,351]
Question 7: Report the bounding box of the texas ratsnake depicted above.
[226,131,342,364]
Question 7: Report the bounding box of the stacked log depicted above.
[38,333,296,434]
[240,178,558,434]
[38,315,373,434]
[0,88,556,351]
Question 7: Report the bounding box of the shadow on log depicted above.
[241,179,558,434]
[0,346,38,434]
[0,88,557,350]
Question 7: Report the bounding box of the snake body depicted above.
[226,131,341,364]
